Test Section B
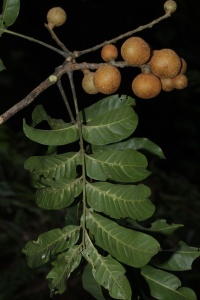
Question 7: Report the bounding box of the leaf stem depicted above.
[44,23,71,54]
[0,28,68,58]
[56,79,76,123]
[67,70,87,248]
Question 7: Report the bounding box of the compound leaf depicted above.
[85,149,151,182]
[22,225,81,268]
[86,211,160,268]
[86,182,155,221]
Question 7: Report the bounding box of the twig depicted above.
[57,79,76,123]
[0,28,68,58]
[44,23,71,54]
[73,12,171,57]
[0,77,55,124]
[0,61,111,124]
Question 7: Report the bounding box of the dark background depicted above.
[0,0,200,299]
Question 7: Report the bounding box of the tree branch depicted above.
[0,11,172,124]
[73,12,171,57]
[0,61,120,124]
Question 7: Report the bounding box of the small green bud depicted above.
[49,75,58,83]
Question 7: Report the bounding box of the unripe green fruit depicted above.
[47,7,67,29]
[82,71,99,94]
[121,36,151,66]
[132,73,161,99]
[94,64,121,94]
[164,0,177,14]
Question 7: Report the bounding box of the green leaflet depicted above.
[31,105,67,129]
[31,104,50,125]
[155,241,200,271]
[0,58,5,71]
[82,106,138,145]
[47,245,82,295]
[86,182,155,221]
[35,177,83,210]
[92,137,166,159]
[80,94,136,123]
[141,265,197,300]
[24,152,81,188]
[147,219,184,235]
[82,232,132,300]
[85,149,151,182]
[65,203,82,226]
[23,119,79,146]
[22,225,81,268]
[82,263,106,300]
[126,219,184,236]
[0,0,20,30]
[86,211,160,268]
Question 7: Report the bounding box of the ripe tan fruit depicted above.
[132,73,162,99]
[93,64,121,94]
[47,7,67,29]
[164,0,177,14]
[101,44,118,62]
[149,48,181,79]
[121,36,151,65]
[82,71,99,94]
[160,78,175,92]
[172,74,188,89]
[180,58,187,74]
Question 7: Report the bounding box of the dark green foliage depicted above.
[21,98,200,300]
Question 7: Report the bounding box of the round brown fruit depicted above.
[82,71,99,94]
[121,36,151,66]
[132,73,162,99]
[94,64,121,94]
[149,48,181,79]
[47,7,67,29]
[164,0,177,14]
[101,44,118,62]
[172,74,188,89]
[160,77,175,92]
[179,58,187,74]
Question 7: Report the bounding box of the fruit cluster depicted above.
[82,37,188,99]
[46,3,188,100]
